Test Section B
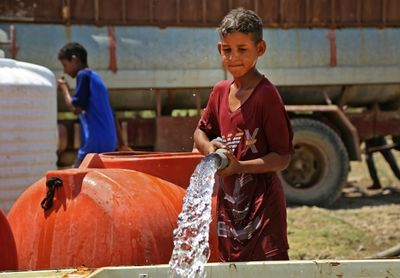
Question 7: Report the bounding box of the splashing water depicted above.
[169,154,220,278]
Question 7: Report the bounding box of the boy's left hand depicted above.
[217,151,241,176]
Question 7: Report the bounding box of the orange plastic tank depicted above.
[0,209,18,270]
[99,151,204,189]
[98,151,219,261]
[7,153,219,270]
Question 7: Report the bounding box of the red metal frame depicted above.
[0,25,18,59]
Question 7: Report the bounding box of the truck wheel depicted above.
[280,118,349,207]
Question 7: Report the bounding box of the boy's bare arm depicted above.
[193,128,213,155]
[57,76,82,115]
[193,128,224,155]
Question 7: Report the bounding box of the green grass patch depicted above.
[288,206,367,260]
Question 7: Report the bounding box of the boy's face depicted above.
[59,56,80,78]
[218,32,266,78]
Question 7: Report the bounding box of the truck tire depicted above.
[280,118,349,207]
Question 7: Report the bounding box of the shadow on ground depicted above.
[330,184,400,209]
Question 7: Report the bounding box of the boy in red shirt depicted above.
[194,8,294,261]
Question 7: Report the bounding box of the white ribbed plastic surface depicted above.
[0,58,57,212]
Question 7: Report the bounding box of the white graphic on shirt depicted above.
[224,174,253,222]
[219,129,262,241]
[222,132,242,153]
[217,220,229,238]
[220,173,262,241]
[231,216,261,241]
[244,128,259,154]
[217,216,261,241]
[223,174,252,205]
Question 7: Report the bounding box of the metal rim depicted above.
[281,141,328,190]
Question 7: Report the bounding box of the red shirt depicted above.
[198,77,294,261]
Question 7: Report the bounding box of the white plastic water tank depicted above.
[0,58,57,212]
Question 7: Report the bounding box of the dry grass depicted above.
[287,153,400,260]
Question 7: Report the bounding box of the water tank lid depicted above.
[0,58,55,87]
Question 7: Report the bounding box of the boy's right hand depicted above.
[57,75,69,92]
[206,137,225,154]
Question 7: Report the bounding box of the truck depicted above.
[1,0,400,207]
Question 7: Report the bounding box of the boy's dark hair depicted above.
[58,42,88,66]
[218,7,263,43]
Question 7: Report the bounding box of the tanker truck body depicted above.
[1,0,400,206]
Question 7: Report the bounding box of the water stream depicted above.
[169,154,221,278]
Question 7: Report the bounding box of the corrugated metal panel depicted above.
[0,59,57,212]
[2,23,399,89]
[1,0,400,28]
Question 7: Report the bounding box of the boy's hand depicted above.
[206,137,225,154]
[57,75,81,114]
[57,75,69,92]
[217,151,241,176]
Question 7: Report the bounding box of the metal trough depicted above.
[1,260,399,278]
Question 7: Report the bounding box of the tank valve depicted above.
[41,177,63,211]
[213,148,229,170]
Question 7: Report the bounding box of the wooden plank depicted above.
[386,0,400,25]
[204,0,229,26]
[180,0,203,25]
[152,0,177,26]
[1,0,400,28]
[69,0,95,24]
[125,0,151,24]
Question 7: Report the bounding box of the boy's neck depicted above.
[232,68,263,89]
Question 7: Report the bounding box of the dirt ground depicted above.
[287,153,400,260]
